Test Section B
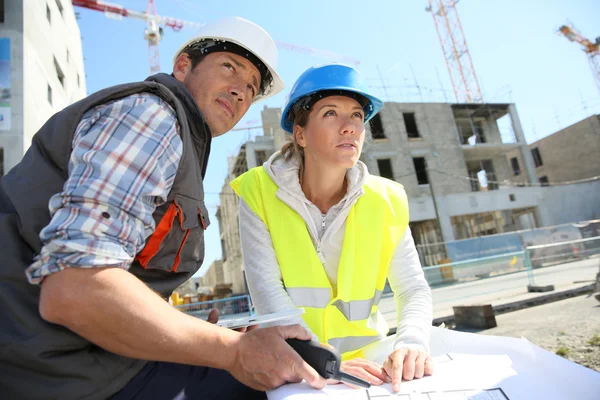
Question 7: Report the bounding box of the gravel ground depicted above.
[475,293,600,372]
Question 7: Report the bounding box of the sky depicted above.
[74,0,600,276]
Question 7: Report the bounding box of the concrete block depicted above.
[453,304,497,329]
[527,284,555,293]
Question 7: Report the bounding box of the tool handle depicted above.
[285,339,340,379]
[338,371,372,389]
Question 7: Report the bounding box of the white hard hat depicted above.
[173,16,284,103]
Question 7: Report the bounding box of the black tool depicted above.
[286,338,371,389]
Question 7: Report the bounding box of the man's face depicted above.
[174,51,261,137]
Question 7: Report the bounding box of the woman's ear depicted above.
[294,125,306,148]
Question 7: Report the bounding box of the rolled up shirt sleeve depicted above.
[25,93,183,285]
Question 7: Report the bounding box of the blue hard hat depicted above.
[280,63,383,133]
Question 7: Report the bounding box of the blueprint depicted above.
[268,327,600,400]
[342,387,509,399]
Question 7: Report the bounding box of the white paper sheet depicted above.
[271,353,516,399]
[267,327,600,400]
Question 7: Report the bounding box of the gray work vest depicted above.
[0,73,212,399]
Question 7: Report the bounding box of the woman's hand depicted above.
[383,347,434,393]
[328,358,388,387]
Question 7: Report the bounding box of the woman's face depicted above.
[295,95,366,170]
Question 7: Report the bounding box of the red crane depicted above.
[72,0,360,75]
[426,0,483,103]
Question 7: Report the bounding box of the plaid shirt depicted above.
[25,93,183,285]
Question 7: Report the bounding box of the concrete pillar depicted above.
[533,204,550,228]
[434,198,456,243]
[508,104,538,185]
[245,143,257,169]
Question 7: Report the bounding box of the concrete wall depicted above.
[0,0,86,174]
[363,103,473,200]
[507,115,600,185]
[534,180,600,226]
[439,181,600,228]
[199,260,223,288]
[491,154,512,183]
[245,135,276,168]
[260,105,288,151]
[444,186,539,217]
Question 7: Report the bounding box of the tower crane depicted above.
[426,0,483,103]
[558,23,600,95]
[72,0,360,76]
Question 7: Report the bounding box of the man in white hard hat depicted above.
[0,17,325,399]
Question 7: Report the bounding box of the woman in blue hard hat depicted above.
[231,64,433,392]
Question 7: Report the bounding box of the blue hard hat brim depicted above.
[281,87,383,133]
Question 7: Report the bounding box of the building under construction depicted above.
[506,114,600,187]
[0,0,87,175]
[213,102,600,294]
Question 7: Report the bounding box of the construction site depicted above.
[1,0,599,372]
[205,101,600,294]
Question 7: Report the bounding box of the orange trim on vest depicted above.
[177,202,185,229]
[135,202,178,268]
[172,229,191,272]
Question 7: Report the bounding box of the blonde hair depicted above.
[280,105,310,181]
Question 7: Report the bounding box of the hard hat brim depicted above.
[281,86,383,133]
[173,36,284,103]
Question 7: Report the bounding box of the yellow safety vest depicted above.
[231,167,409,359]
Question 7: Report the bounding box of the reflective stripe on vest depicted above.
[286,287,331,308]
[332,289,383,321]
[328,333,385,355]
[232,167,408,359]
[288,287,384,321]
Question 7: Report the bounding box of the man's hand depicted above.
[383,347,434,393]
[227,324,327,391]
[207,309,220,324]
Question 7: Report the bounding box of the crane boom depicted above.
[274,42,360,66]
[72,0,203,31]
[72,0,361,74]
[558,23,600,95]
[427,0,483,103]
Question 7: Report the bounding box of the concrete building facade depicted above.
[216,102,600,292]
[198,259,223,289]
[216,178,244,294]
[506,114,600,186]
[0,0,87,176]
[356,102,538,254]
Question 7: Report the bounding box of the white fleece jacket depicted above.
[238,151,433,352]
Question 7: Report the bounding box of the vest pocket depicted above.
[198,201,211,230]
[135,195,208,273]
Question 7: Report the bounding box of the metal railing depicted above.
[525,236,600,286]
[176,294,254,320]
[422,251,526,287]
[422,236,600,288]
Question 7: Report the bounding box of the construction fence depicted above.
[418,219,600,287]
